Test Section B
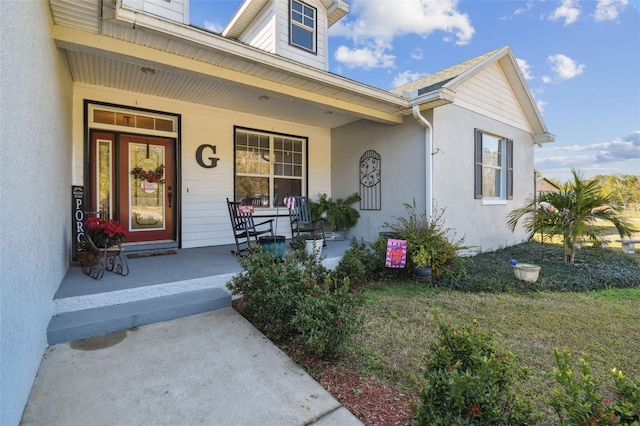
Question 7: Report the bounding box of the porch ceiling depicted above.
[50,0,408,129]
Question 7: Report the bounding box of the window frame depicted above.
[289,0,317,53]
[234,126,308,208]
[474,128,513,201]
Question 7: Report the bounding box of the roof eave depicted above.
[535,133,556,145]
[114,4,407,108]
[222,0,269,39]
[324,0,350,27]
[405,88,456,110]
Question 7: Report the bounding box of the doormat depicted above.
[127,250,178,259]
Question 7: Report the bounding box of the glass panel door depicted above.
[118,135,175,243]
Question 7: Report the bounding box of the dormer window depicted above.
[290,0,316,53]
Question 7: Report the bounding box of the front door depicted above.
[90,132,176,244]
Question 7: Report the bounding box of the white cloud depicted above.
[332,0,474,44]
[392,70,427,88]
[548,0,581,25]
[594,0,628,21]
[537,99,548,113]
[535,131,640,172]
[330,0,475,69]
[334,45,396,70]
[203,20,223,33]
[547,54,585,80]
[542,75,553,84]
[411,48,424,61]
[516,58,533,80]
[501,1,535,20]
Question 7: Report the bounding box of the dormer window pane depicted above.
[290,0,316,53]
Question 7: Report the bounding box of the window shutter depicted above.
[506,138,513,200]
[474,128,483,199]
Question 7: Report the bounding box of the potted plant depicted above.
[74,236,92,265]
[411,245,433,279]
[313,193,361,240]
[303,233,324,259]
[83,217,127,251]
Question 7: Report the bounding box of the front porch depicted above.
[48,240,351,344]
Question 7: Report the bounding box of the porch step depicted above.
[47,287,231,345]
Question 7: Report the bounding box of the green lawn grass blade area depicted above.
[347,284,640,423]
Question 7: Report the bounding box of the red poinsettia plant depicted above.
[84,217,127,248]
[131,164,165,183]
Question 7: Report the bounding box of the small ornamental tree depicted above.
[508,169,634,263]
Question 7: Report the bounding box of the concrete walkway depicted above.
[21,309,362,425]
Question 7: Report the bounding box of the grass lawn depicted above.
[342,282,640,423]
[237,237,640,424]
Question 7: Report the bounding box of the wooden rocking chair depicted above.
[227,198,275,256]
[287,196,325,246]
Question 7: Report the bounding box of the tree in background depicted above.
[590,174,640,207]
[508,169,635,263]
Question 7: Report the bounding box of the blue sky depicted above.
[190,0,639,183]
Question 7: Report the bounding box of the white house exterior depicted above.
[0,0,553,424]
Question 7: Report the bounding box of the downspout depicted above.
[412,105,433,222]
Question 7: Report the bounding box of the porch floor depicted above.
[49,239,352,344]
[57,239,351,299]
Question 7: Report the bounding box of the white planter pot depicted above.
[512,263,541,282]
[305,239,324,258]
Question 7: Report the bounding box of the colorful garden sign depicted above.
[385,239,407,268]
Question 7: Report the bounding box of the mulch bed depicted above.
[317,366,414,425]
[280,341,414,425]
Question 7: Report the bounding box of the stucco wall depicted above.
[73,83,332,247]
[432,104,534,252]
[0,2,73,425]
[331,116,427,241]
[332,106,533,252]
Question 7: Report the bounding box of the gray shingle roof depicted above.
[391,46,504,97]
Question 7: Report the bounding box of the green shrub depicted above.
[227,249,361,358]
[415,318,536,426]
[550,348,640,425]
[333,237,380,286]
[291,277,361,359]
[381,201,466,279]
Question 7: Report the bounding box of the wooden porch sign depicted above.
[239,205,254,214]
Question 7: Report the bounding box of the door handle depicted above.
[168,185,173,208]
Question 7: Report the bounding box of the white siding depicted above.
[454,63,531,134]
[122,0,189,24]
[274,0,327,70]
[1,2,73,425]
[73,83,331,248]
[238,3,277,53]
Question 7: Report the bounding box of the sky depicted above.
[190,0,639,183]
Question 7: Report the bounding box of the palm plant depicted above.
[507,169,634,263]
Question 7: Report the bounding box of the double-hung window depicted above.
[234,128,306,207]
[290,0,316,53]
[474,129,513,200]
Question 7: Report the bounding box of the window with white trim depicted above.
[234,128,306,207]
[290,0,316,53]
[474,129,513,200]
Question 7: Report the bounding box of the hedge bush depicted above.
[415,318,536,425]
[227,249,361,359]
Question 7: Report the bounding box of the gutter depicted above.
[406,88,454,222]
[411,105,433,222]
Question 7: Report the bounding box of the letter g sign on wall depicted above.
[196,144,220,168]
